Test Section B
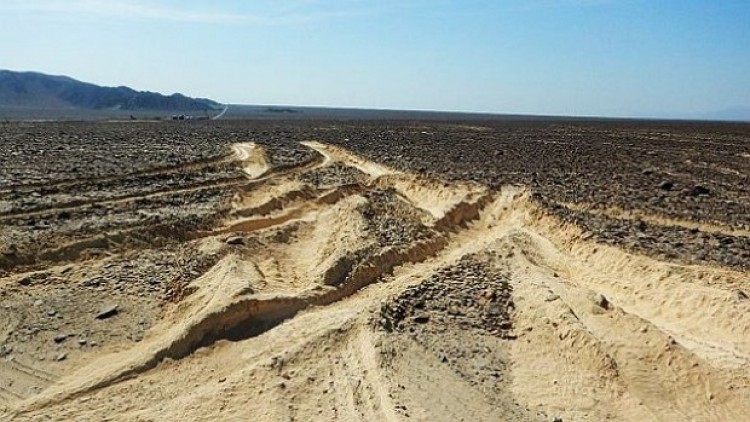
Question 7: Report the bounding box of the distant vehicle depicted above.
[171,114,209,121]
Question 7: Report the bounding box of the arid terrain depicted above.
[1,119,749,421]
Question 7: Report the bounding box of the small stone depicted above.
[498,320,513,330]
[95,304,119,320]
[736,290,748,301]
[55,352,67,362]
[412,314,430,324]
[53,334,68,343]
[658,180,674,191]
[689,185,710,196]
[594,293,610,310]
[225,236,245,245]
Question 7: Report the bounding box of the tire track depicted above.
[6,142,750,421]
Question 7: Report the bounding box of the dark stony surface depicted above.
[0,121,318,273]
[5,119,747,229]
[0,162,242,216]
[0,187,228,273]
[310,120,750,270]
[378,255,515,392]
[0,242,222,367]
[320,121,750,229]
[299,162,366,189]
[543,199,750,270]
[2,118,748,271]
[0,122,228,188]
[258,137,316,168]
[360,188,435,248]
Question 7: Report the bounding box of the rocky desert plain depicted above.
[0,118,749,421]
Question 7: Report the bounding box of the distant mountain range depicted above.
[0,70,221,114]
[1,69,747,123]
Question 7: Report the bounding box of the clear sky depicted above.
[1,0,749,118]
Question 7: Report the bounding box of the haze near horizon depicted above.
[1,0,748,119]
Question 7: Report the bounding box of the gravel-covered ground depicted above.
[2,118,748,272]
[318,120,750,228]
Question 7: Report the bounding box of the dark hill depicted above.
[0,70,221,112]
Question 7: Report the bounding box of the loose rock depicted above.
[225,236,245,245]
[658,180,674,191]
[594,293,610,310]
[95,304,120,320]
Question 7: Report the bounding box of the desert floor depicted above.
[1,120,749,421]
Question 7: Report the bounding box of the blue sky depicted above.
[1,0,748,118]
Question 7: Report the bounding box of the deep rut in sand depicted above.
[4,141,750,421]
